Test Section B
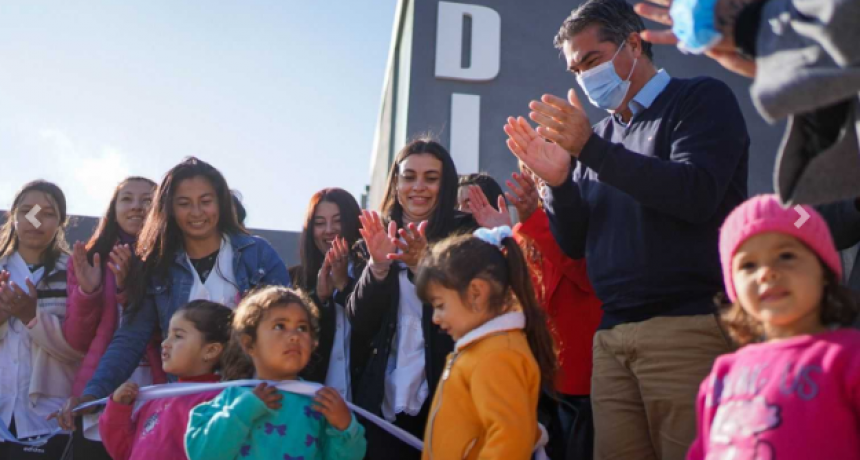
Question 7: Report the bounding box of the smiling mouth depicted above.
[760,289,789,302]
[188,220,208,229]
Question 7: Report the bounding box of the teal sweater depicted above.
[185,386,366,460]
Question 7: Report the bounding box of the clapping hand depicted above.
[505,173,541,224]
[468,186,512,229]
[504,117,572,187]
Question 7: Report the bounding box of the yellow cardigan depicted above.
[422,312,541,460]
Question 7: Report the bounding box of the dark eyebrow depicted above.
[569,50,601,71]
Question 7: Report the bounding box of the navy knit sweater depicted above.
[546,77,749,329]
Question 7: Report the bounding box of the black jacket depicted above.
[346,213,476,417]
[289,264,361,384]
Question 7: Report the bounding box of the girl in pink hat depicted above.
[688,194,860,459]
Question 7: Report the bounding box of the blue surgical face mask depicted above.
[670,0,722,54]
[575,42,638,112]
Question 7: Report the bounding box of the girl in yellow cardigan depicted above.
[415,226,557,459]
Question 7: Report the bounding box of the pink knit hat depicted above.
[719,194,842,302]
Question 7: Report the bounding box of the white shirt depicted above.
[186,237,239,308]
[381,268,428,422]
[0,254,65,440]
[324,302,352,401]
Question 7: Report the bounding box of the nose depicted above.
[758,264,779,284]
[287,332,300,343]
[432,310,442,326]
[161,337,170,349]
[188,202,206,218]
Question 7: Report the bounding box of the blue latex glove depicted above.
[670,0,723,54]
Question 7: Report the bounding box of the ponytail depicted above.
[416,231,559,390]
[502,237,558,391]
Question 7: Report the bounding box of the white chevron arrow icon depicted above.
[793,205,809,228]
[25,205,42,229]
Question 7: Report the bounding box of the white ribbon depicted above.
[0,379,423,450]
[2,379,550,457]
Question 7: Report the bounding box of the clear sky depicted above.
[0,0,398,231]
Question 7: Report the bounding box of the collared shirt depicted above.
[325,261,354,401]
[616,69,671,126]
[324,302,352,401]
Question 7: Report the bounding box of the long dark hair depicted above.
[0,180,70,285]
[85,177,156,266]
[719,268,859,345]
[416,233,558,389]
[380,138,461,242]
[295,188,361,292]
[127,157,248,313]
[221,286,320,380]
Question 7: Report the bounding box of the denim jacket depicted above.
[83,233,290,398]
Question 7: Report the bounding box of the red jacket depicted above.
[514,208,602,396]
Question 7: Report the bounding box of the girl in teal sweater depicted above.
[185,286,366,460]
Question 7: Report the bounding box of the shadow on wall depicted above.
[0,212,301,267]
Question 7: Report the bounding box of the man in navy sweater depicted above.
[505,0,749,458]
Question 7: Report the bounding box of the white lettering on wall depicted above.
[435,2,501,82]
[450,93,481,174]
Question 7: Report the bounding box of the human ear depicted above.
[240,335,256,357]
[467,279,492,313]
[203,342,224,363]
[628,32,642,58]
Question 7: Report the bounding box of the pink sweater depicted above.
[64,260,166,396]
[99,374,221,460]
[688,328,860,460]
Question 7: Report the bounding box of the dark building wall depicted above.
[370,0,784,206]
